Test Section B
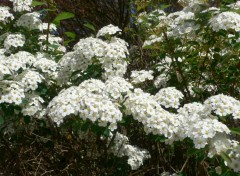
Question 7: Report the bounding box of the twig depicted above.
[179,157,189,173]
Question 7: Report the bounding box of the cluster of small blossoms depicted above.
[189,118,230,149]
[107,132,150,170]
[0,81,25,105]
[178,102,231,149]
[17,70,44,91]
[130,70,154,84]
[227,1,240,9]
[21,95,44,116]
[58,26,129,83]
[4,51,36,72]
[96,24,121,37]
[208,133,232,157]
[10,0,32,12]
[154,87,184,109]
[48,79,122,130]
[0,6,14,24]
[4,33,25,50]
[124,88,182,141]
[98,37,129,79]
[168,11,198,38]
[0,62,11,80]
[38,34,66,52]
[153,57,172,88]
[224,140,240,172]
[105,76,133,102]
[154,73,169,88]
[15,12,42,30]
[34,53,58,75]
[143,34,164,47]
[209,12,240,32]
[137,9,166,28]
[204,94,240,119]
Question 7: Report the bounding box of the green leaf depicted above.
[160,4,171,10]
[230,128,240,135]
[32,0,47,6]
[84,23,95,32]
[65,32,76,39]
[53,12,75,26]
[0,116,4,125]
[103,127,110,137]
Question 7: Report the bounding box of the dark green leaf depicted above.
[230,128,240,135]
[32,0,47,7]
[53,12,75,26]
[65,32,76,39]
[84,23,95,32]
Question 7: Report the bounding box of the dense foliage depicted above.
[1,0,240,175]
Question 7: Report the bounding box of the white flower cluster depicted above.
[154,73,169,88]
[124,88,183,142]
[154,87,184,109]
[0,62,11,80]
[208,133,232,157]
[130,70,154,84]
[204,94,240,119]
[143,34,164,47]
[137,9,166,27]
[10,0,32,12]
[168,11,198,38]
[15,12,57,32]
[4,33,25,50]
[227,1,240,9]
[21,95,44,116]
[0,50,49,113]
[17,70,44,91]
[58,26,129,83]
[4,51,36,72]
[0,6,14,24]
[34,53,58,74]
[0,81,25,105]
[15,12,42,30]
[38,34,66,52]
[224,140,240,172]
[108,132,151,170]
[48,79,122,130]
[105,76,133,102]
[178,102,231,149]
[96,24,121,38]
[209,12,240,32]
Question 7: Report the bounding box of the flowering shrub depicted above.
[1,0,240,175]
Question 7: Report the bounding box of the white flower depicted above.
[154,87,184,109]
[4,34,25,50]
[0,81,25,105]
[131,70,154,84]
[97,24,122,37]
[18,70,44,91]
[21,95,44,116]
[204,94,240,118]
[209,12,240,32]
[10,0,32,12]
[0,6,14,24]
[16,12,42,30]
[108,132,150,170]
